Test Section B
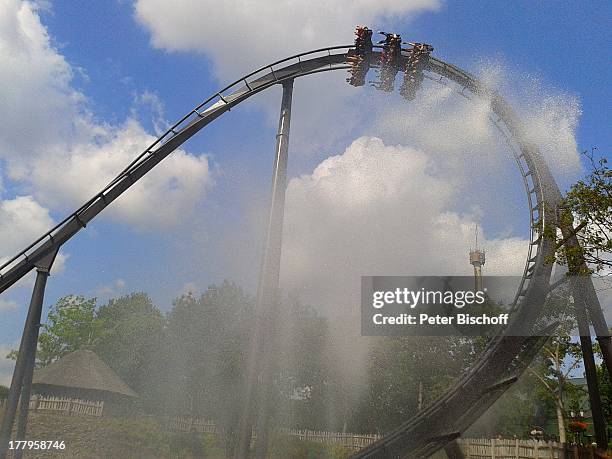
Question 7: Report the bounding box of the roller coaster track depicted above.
[0,45,594,458]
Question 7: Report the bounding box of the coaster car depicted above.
[400,42,434,100]
[371,31,402,92]
[347,26,373,87]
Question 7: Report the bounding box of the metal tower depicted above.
[469,226,485,291]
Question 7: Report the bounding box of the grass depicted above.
[0,408,352,458]
[0,408,215,458]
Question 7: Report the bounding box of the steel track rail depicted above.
[0,46,563,458]
[0,47,354,292]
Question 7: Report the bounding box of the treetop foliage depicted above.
[550,148,612,274]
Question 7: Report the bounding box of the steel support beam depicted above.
[557,217,610,448]
[559,222,612,376]
[572,281,608,449]
[13,300,45,459]
[235,79,294,459]
[0,249,56,459]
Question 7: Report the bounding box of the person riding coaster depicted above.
[400,41,434,100]
[346,26,373,86]
[354,26,373,55]
[371,31,402,92]
[346,27,434,96]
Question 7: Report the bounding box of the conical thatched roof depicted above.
[33,349,137,398]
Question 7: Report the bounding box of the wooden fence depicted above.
[430,438,564,459]
[0,396,104,417]
[164,418,610,458]
[277,429,381,450]
[164,417,380,450]
[445,439,611,459]
[166,416,217,434]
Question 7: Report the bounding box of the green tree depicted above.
[6,292,166,414]
[94,292,166,408]
[527,334,583,443]
[275,299,334,431]
[164,281,254,458]
[354,336,478,434]
[36,295,101,365]
[526,288,585,443]
[468,371,545,438]
[548,148,612,274]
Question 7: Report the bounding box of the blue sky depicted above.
[0,0,610,383]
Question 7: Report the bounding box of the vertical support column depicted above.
[14,284,47,459]
[559,222,612,375]
[0,265,51,459]
[571,282,608,449]
[557,216,610,448]
[235,79,294,459]
[578,276,612,374]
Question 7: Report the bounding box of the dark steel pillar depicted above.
[580,277,612,374]
[572,281,608,449]
[559,222,612,375]
[0,265,51,459]
[236,79,294,459]
[557,217,610,448]
[14,291,46,459]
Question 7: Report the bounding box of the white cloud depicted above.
[133,0,583,174]
[133,0,444,156]
[280,137,529,308]
[214,64,584,314]
[0,0,212,230]
[0,196,53,261]
[134,0,441,80]
[22,120,212,228]
[94,278,127,299]
[133,0,585,185]
[0,0,80,161]
[0,195,66,275]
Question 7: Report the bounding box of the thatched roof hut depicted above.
[33,349,137,414]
